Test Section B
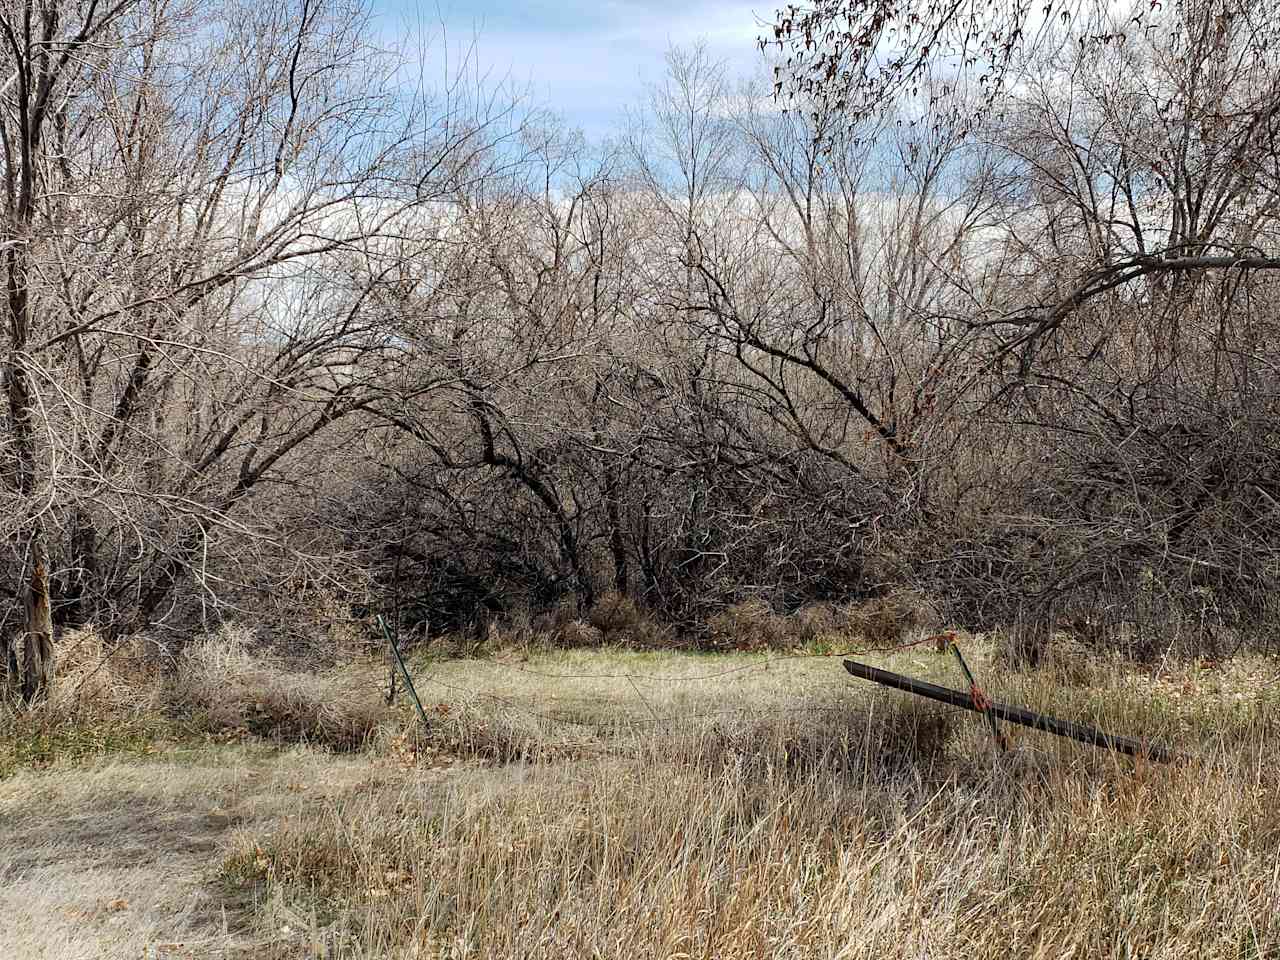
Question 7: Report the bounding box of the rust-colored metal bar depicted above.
[843,659,1173,763]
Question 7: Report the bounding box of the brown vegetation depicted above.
[7,0,1280,700]
[4,626,1280,957]
[214,643,1279,959]
[4,0,1280,954]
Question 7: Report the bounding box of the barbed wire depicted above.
[394,634,955,731]
[441,634,950,686]
[411,667,878,729]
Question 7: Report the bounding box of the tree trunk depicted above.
[639,494,660,595]
[5,248,56,704]
[5,195,57,703]
[19,536,55,702]
[1,624,18,697]
[604,463,628,595]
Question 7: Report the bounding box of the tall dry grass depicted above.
[174,627,389,750]
[705,592,935,652]
[221,650,1280,959]
[7,625,1278,958]
[1,626,392,775]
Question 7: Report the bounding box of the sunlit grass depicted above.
[222,640,1280,959]
[6,628,1278,958]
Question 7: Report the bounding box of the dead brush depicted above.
[375,701,599,767]
[474,604,580,653]
[790,603,839,646]
[39,628,165,723]
[487,602,613,650]
[171,627,389,752]
[706,592,937,653]
[706,599,792,650]
[990,624,1118,689]
[0,629,180,776]
[586,591,642,638]
[529,601,583,644]
[840,591,936,646]
[481,607,537,650]
[1039,637,1112,687]
[550,619,605,648]
[586,592,674,647]
[442,706,596,763]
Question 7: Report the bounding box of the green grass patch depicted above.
[0,713,200,779]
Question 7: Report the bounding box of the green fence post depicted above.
[378,614,430,728]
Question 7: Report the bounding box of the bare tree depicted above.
[1,0,148,701]
[1,0,512,701]
[944,0,1280,652]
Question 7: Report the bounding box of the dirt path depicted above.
[0,746,393,959]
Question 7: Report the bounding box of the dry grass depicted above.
[0,746,395,959]
[224,722,1280,958]
[219,641,1280,959]
[1,626,393,778]
[706,593,936,652]
[475,595,678,652]
[173,627,389,751]
[0,630,184,777]
[5,628,1280,959]
[473,591,932,656]
[706,599,795,649]
[585,591,675,647]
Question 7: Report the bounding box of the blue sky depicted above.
[374,1,773,143]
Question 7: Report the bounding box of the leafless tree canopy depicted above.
[4,0,1279,702]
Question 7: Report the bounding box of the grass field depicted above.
[2,628,1279,958]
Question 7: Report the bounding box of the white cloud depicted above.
[378,1,770,142]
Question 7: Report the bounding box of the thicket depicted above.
[5,0,1280,706]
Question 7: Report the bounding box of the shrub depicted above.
[706,599,792,650]
[171,626,389,751]
[840,591,936,646]
[586,592,674,647]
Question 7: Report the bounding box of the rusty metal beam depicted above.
[843,659,1173,763]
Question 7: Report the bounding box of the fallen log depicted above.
[843,659,1174,763]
